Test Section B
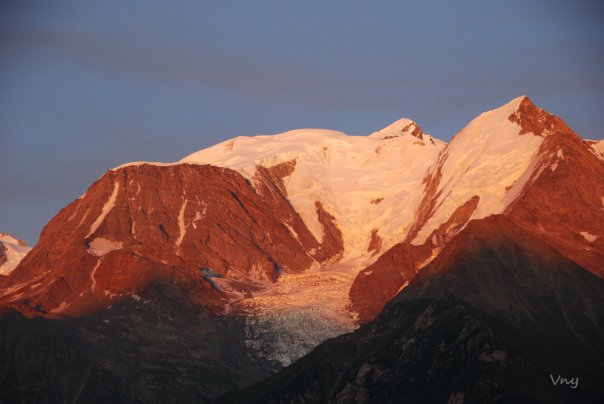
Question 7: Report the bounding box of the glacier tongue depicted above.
[231,266,357,368]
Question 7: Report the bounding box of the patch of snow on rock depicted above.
[49,301,70,314]
[580,231,597,242]
[176,198,188,254]
[87,181,119,238]
[88,237,123,257]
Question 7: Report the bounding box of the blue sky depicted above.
[1,0,603,244]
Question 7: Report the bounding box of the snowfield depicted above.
[182,123,445,268]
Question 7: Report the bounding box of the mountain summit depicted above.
[369,118,427,140]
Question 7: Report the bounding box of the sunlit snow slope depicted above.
[182,122,444,270]
[411,96,545,244]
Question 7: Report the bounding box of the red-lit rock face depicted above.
[367,229,383,256]
[349,242,431,324]
[349,195,480,323]
[506,132,604,278]
[253,160,344,264]
[403,162,445,245]
[508,96,576,137]
[0,245,6,268]
[0,163,342,318]
[402,121,424,140]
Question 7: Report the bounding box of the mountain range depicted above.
[0,96,602,403]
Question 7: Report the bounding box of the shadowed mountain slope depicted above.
[220,215,604,404]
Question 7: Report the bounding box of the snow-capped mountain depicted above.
[179,124,444,268]
[0,233,31,276]
[351,95,604,322]
[0,96,602,402]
